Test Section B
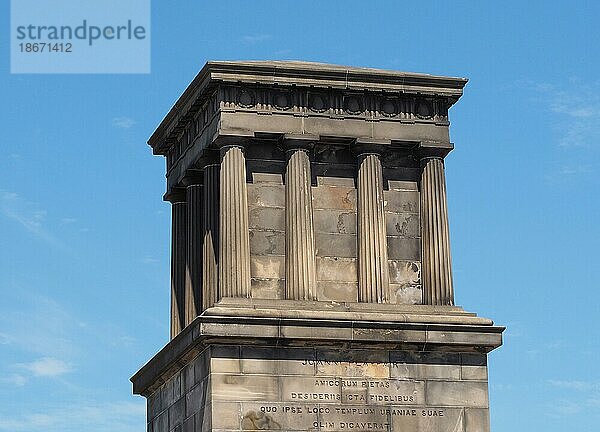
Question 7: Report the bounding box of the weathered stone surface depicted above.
[388,260,422,304]
[186,381,207,416]
[312,185,357,210]
[461,364,488,381]
[425,381,489,407]
[461,353,488,380]
[211,356,241,374]
[251,172,283,184]
[316,281,358,302]
[316,176,355,187]
[390,284,422,305]
[193,350,210,385]
[184,363,195,394]
[244,141,286,161]
[153,410,168,432]
[248,231,285,256]
[385,212,420,237]
[183,416,195,432]
[383,190,419,213]
[279,323,353,341]
[352,328,426,345]
[140,338,501,432]
[248,207,285,231]
[247,184,285,208]
[239,346,316,376]
[315,233,357,258]
[169,397,185,430]
[388,260,420,285]
[387,237,421,260]
[313,209,357,234]
[240,402,318,431]
[250,256,285,279]
[198,409,210,432]
[312,162,356,179]
[209,402,241,429]
[173,371,183,400]
[426,331,502,347]
[388,180,418,191]
[465,408,490,432]
[390,351,461,380]
[250,278,285,299]
[316,257,357,282]
[390,407,464,432]
[212,374,279,401]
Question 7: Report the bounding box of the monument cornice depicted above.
[148,61,467,157]
[131,305,503,397]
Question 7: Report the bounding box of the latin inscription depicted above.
[301,359,411,369]
[214,355,487,430]
[256,405,446,430]
[285,377,420,404]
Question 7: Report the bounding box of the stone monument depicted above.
[131,61,504,432]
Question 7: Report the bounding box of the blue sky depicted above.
[1,1,599,431]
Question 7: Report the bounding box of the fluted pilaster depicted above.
[285,147,317,300]
[218,146,251,298]
[420,157,454,305]
[169,192,186,339]
[357,153,390,303]
[202,164,219,309]
[184,181,202,325]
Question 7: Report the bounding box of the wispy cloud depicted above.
[558,164,592,176]
[112,117,136,129]
[140,256,159,264]
[546,379,600,417]
[0,400,145,432]
[1,191,46,234]
[0,294,79,359]
[241,34,271,44]
[548,379,596,391]
[17,357,72,378]
[0,374,27,387]
[534,79,600,148]
[110,335,136,348]
[0,289,143,432]
[0,190,69,250]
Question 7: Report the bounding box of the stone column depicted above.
[202,163,219,309]
[284,142,317,300]
[167,189,186,339]
[357,151,390,303]
[183,173,203,325]
[420,157,454,305]
[218,145,251,299]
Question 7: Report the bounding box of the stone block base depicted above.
[132,302,502,432]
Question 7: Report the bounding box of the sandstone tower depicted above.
[132,61,504,432]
